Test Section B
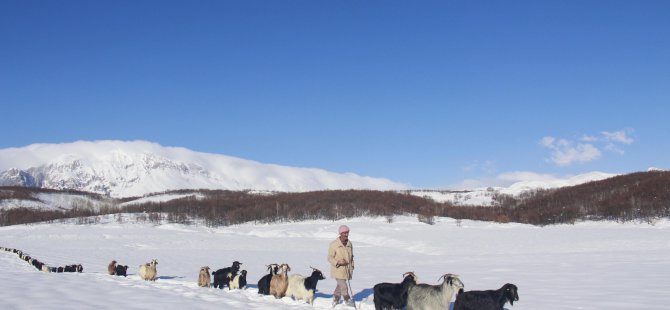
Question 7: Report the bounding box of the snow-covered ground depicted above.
[118,193,206,207]
[1,215,669,309]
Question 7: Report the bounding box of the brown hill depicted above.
[1,171,668,226]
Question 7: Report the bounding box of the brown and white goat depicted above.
[269,263,291,299]
[198,266,211,287]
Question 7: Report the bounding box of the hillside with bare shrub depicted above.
[1,171,668,226]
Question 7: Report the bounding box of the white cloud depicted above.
[580,135,598,142]
[602,130,634,144]
[540,136,602,166]
[540,136,555,147]
[540,128,634,166]
[605,143,625,155]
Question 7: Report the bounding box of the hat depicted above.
[338,225,350,234]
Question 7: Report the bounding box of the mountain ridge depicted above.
[0,140,407,197]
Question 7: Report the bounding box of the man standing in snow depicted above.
[328,224,355,307]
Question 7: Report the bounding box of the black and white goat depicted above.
[406,273,464,310]
[373,272,418,310]
[453,283,519,310]
[212,261,242,290]
[257,264,279,295]
[31,259,44,271]
[229,270,248,289]
[285,267,326,305]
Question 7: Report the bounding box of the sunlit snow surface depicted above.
[1,215,669,309]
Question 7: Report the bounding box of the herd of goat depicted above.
[373,272,519,310]
[2,246,519,309]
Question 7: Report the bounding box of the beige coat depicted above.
[327,237,354,280]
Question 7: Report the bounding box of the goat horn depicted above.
[438,273,459,282]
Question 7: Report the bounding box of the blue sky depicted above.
[1,1,668,189]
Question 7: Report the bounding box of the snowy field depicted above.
[1,215,669,309]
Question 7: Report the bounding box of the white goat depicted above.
[139,259,158,281]
[406,273,464,310]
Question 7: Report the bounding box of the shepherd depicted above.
[327,224,355,308]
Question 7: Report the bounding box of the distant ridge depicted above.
[2,170,668,226]
[0,140,407,197]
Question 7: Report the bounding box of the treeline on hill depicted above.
[489,170,670,224]
[0,171,669,226]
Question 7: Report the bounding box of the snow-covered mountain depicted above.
[0,140,407,197]
[411,171,618,206]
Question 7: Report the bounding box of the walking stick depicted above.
[345,264,357,309]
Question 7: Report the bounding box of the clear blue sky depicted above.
[1,1,668,188]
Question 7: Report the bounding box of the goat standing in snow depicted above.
[454,283,519,310]
[229,270,247,290]
[285,267,326,305]
[212,261,241,290]
[198,266,211,287]
[108,260,117,275]
[406,273,464,310]
[139,259,158,281]
[258,264,279,295]
[269,263,291,299]
[115,264,128,277]
[373,271,418,310]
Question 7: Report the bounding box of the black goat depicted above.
[373,272,418,310]
[212,261,242,290]
[115,264,129,277]
[239,270,248,289]
[63,264,83,273]
[257,264,279,295]
[454,283,519,310]
[302,268,325,292]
